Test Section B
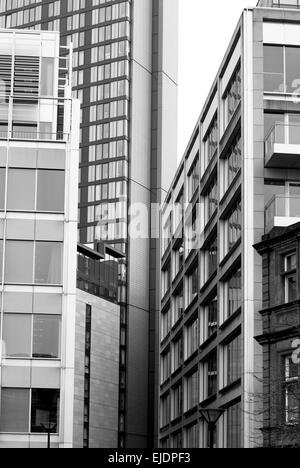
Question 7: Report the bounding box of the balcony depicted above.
[265,195,300,233]
[265,123,300,169]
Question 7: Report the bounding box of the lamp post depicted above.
[199,408,225,449]
[40,422,57,449]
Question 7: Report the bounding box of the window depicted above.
[35,242,63,285]
[172,431,183,449]
[225,334,242,387]
[207,351,218,398]
[185,423,199,448]
[283,253,297,303]
[223,201,241,257]
[31,389,60,433]
[172,384,182,421]
[172,335,183,372]
[5,241,34,283]
[204,236,218,281]
[207,296,218,339]
[186,263,199,306]
[264,45,300,94]
[186,316,199,359]
[222,135,241,195]
[37,170,65,212]
[161,351,171,384]
[6,169,65,213]
[204,114,218,168]
[161,393,170,428]
[162,262,171,298]
[188,157,200,200]
[174,191,184,229]
[2,314,61,359]
[186,204,199,254]
[162,214,172,252]
[172,287,183,326]
[223,267,242,321]
[161,308,171,341]
[204,177,218,226]
[32,315,61,359]
[186,369,199,411]
[0,168,5,209]
[284,356,300,425]
[0,388,59,434]
[223,66,241,128]
[173,241,184,278]
[0,388,30,433]
[4,241,62,285]
[7,169,36,211]
[227,402,241,448]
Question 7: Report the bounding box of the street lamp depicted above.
[40,422,57,449]
[199,408,225,449]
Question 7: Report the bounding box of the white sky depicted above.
[178,0,258,160]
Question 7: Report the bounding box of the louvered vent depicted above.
[13,56,40,101]
[0,55,12,96]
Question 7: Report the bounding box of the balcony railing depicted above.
[0,95,72,142]
[265,195,300,233]
[265,123,300,168]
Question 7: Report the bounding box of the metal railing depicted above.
[0,95,72,142]
[265,195,300,233]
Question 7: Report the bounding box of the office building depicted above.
[255,223,300,448]
[160,0,300,448]
[75,242,124,448]
[0,28,80,448]
[0,0,179,447]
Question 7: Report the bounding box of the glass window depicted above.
[37,170,65,212]
[5,241,34,284]
[284,356,300,425]
[286,47,300,93]
[204,177,218,225]
[207,296,218,338]
[172,384,182,421]
[186,317,199,358]
[264,45,284,92]
[283,252,297,303]
[207,351,217,397]
[7,169,35,211]
[33,315,60,359]
[31,389,60,433]
[226,268,242,319]
[161,308,171,341]
[172,336,183,372]
[187,263,198,305]
[0,388,30,433]
[186,369,199,411]
[227,402,241,448]
[3,314,31,358]
[223,67,241,128]
[35,242,62,285]
[206,236,218,280]
[226,334,242,386]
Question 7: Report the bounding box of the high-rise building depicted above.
[160,0,300,449]
[0,28,80,448]
[0,0,179,447]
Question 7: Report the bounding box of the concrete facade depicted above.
[74,289,120,449]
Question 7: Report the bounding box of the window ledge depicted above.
[219,379,241,395]
[219,307,242,331]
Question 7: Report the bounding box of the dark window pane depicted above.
[5,241,34,283]
[35,242,62,284]
[37,170,65,212]
[0,388,30,433]
[7,169,35,211]
[33,315,60,359]
[3,314,31,358]
[31,389,60,433]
